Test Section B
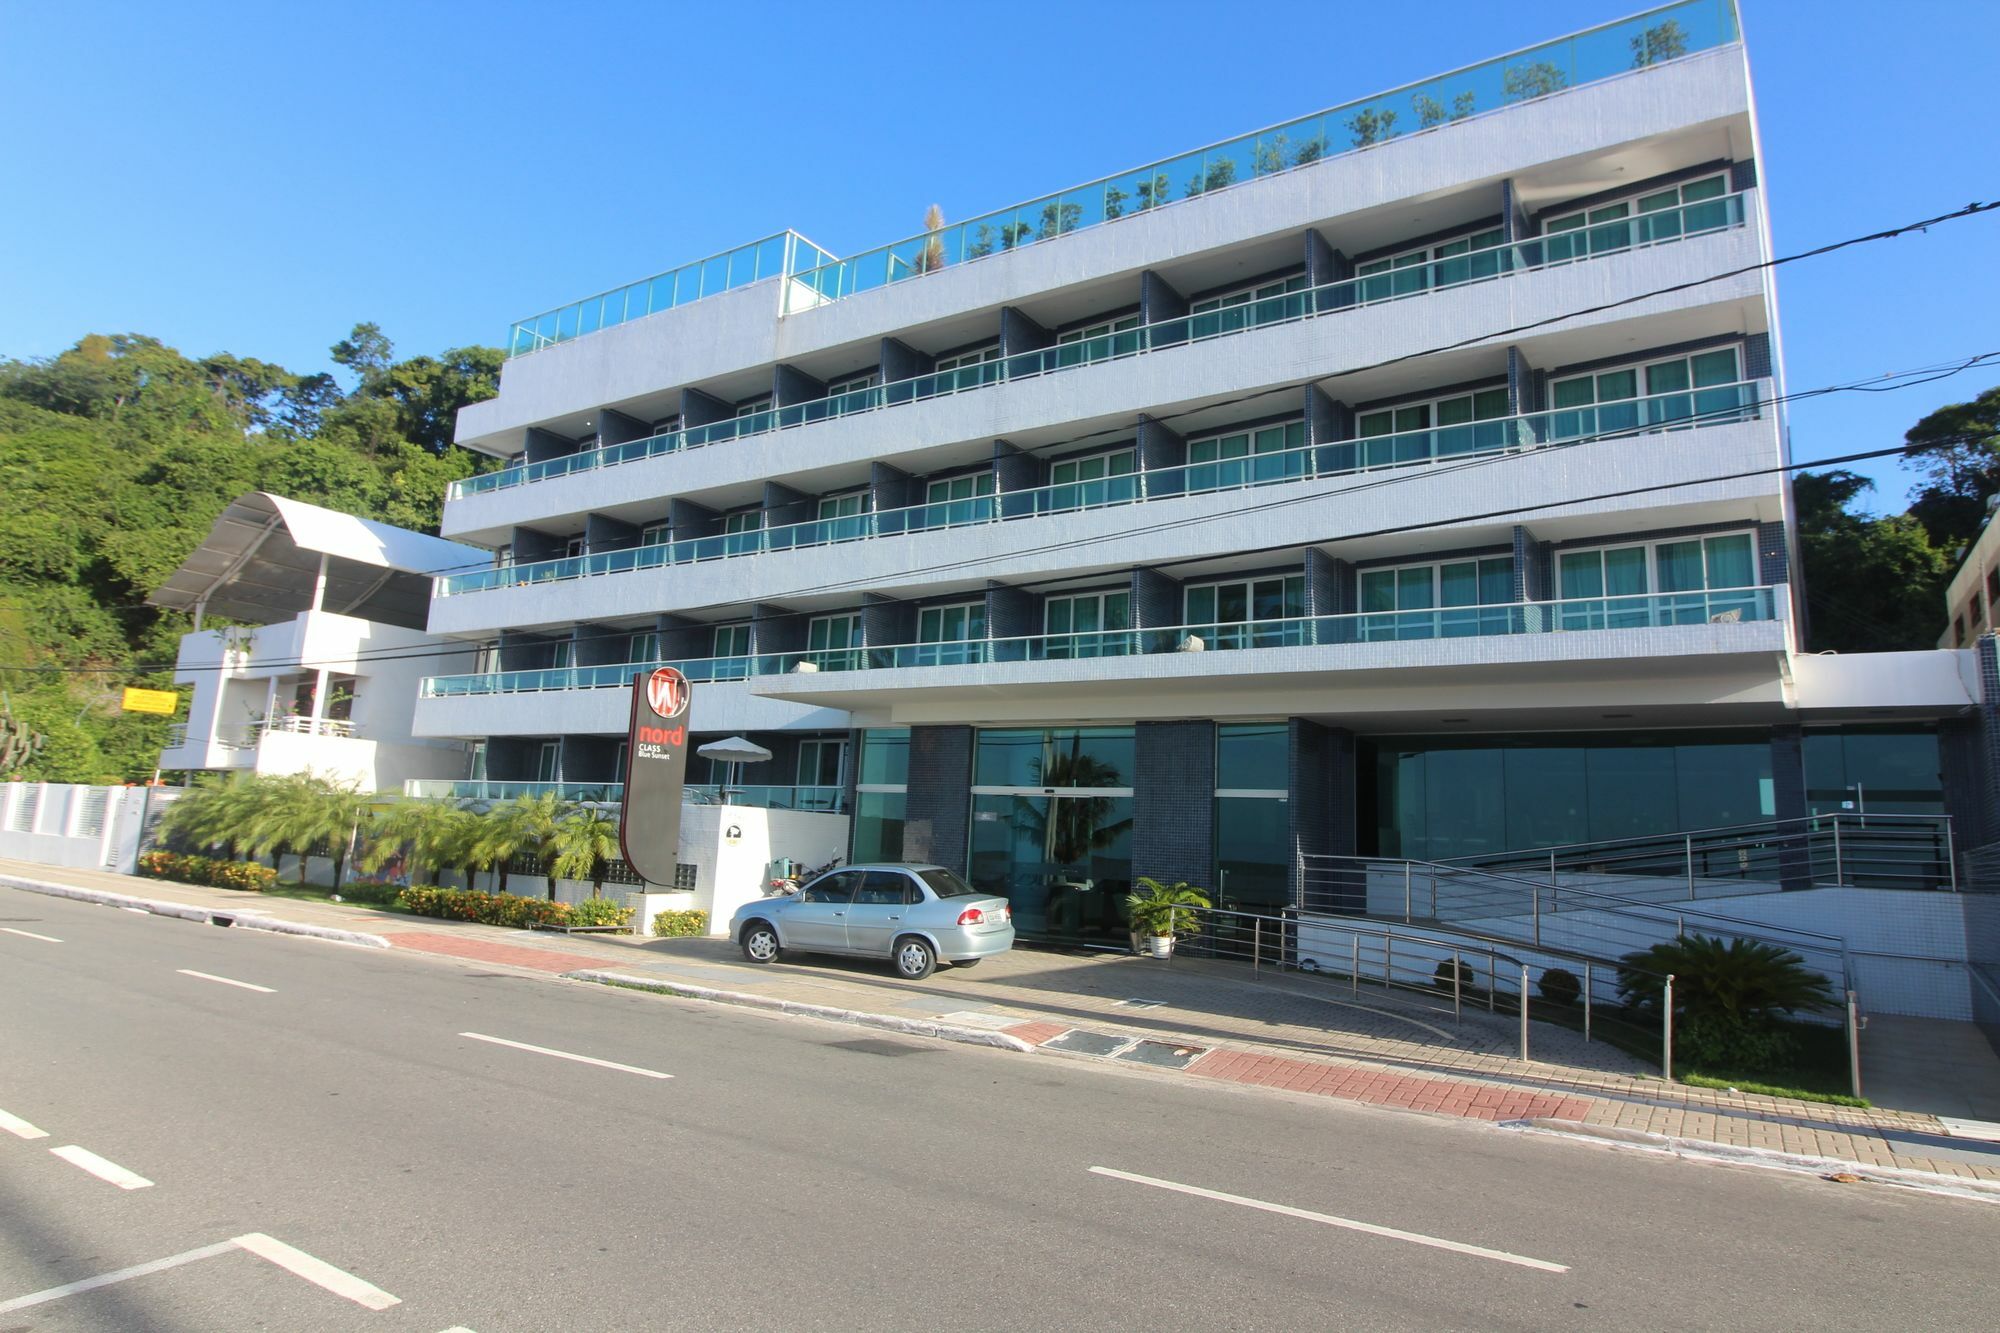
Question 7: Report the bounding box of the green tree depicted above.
[1901,386,2000,553]
[471,791,571,897]
[1346,108,1399,148]
[330,322,394,391]
[1793,470,1952,652]
[363,798,477,885]
[1503,62,1568,102]
[550,806,622,898]
[1631,19,1689,68]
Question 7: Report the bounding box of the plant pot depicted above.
[1148,935,1175,960]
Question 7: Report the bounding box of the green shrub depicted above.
[391,884,630,930]
[651,908,710,938]
[335,879,404,907]
[1538,967,1582,1007]
[137,850,277,893]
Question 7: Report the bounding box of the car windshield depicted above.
[919,868,982,899]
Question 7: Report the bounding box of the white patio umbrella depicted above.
[696,736,774,803]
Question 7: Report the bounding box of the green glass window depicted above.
[806,613,862,670]
[710,623,752,677]
[1187,420,1308,491]
[629,631,658,663]
[1217,722,1287,790]
[852,791,906,862]
[1550,347,1742,439]
[1357,228,1505,300]
[817,492,866,520]
[1048,449,1137,511]
[1190,273,1308,337]
[915,603,986,663]
[974,727,1135,790]
[1043,590,1131,658]
[797,737,847,788]
[922,471,996,528]
[1357,387,1509,466]
[857,729,909,786]
[1360,557,1512,639]
[1558,533,1758,628]
[1183,575,1305,649]
[1055,315,1141,366]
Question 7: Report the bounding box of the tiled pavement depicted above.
[8,859,1999,1185]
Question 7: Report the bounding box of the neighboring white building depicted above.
[411,1,1983,950]
[1940,502,2000,649]
[150,493,487,794]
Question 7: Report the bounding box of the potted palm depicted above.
[1124,878,1211,959]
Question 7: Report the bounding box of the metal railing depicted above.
[399,779,844,812]
[452,187,1751,499]
[439,378,1767,590]
[1443,813,1956,894]
[419,588,1781,699]
[253,716,359,741]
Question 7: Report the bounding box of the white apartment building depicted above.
[152,493,486,794]
[418,1,1983,948]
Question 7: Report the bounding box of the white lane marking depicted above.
[177,968,275,993]
[49,1145,154,1190]
[0,1242,236,1314]
[232,1232,400,1310]
[459,1032,672,1080]
[1,926,61,943]
[0,1108,49,1140]
[1089,1167,1568,1273]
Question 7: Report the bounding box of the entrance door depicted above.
[970,792,1133,945]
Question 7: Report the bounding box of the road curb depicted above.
[0,873,391,950]
[1503,1116,2000,1204]
[566,969,1036,1053]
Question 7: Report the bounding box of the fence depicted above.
[0,782,174,874]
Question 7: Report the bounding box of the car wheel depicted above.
[950,958,980,970]
[741,921,781,964]
[892,935,937,981]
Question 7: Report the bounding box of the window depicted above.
[734,396,772,417]
[855,870,916,906]
[1543,174,1730,261]
[535,741,561,783]
[1183,575,1306,649]
[652,414,681,436]
[564,535,585,559]
[798,737,848,790]
[914,602,987,665]
[1047,449,1137,512]
[629,631,659,663]
[933,344,1001,390]
[1043,590,1131,658]
[1550,348,1743,438]
[807,613,863,670]
[722,507,762,556]
[922,472,996,527]
[799,870,858,904]
[1359,556,1513,640]
[815,491,870,540]
[822,372,878,419]
[1187,420,1308,492]
[548,638,575,669]
[1357,387,1510,467]
[1356,228,1505,301]
[1055,315,1141,366]
[710,623,752,676]
[640,521,670,547]
[1191,274,1308,337]
[1557,532,1759,628]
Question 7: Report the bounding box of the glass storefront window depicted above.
[970,791,1134,944]
[1803,728,1944,816]
[974,727,1134,789]
[852,791,906,863]
[858,729,909,786]
[1215,796,1289,910]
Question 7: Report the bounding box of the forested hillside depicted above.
[0,326,498,782]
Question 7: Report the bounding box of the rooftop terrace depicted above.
[504,0,1741,359]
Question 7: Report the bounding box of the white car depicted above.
[729,863,1015,980]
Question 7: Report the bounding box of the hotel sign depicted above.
[618,667,692,885]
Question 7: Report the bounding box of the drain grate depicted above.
[1044,1030,1129,1057]
[1114,1040,1206,1070]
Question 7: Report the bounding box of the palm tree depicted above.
[913,204,947,274]
[362,798,476,886]
[550,806,622,899]
[159,774,257,860]
[469,791,570,897]
[241,772,373,886]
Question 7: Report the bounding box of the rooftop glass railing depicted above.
[454,189,1749,500]
[791,0,1739,302]
[506,230,838,358]
[418,588,1779,698]
[436,377,1766,597]
[500,1,1738,359]
[400,779,844,811]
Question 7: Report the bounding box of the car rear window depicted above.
[920,868,982,899]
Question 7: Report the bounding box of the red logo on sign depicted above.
[646,667,690,720]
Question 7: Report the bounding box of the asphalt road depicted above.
[2,888,1996,1332]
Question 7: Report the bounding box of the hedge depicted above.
[651,909,710,938]
[137,851,277,893]
[393,885,633,930]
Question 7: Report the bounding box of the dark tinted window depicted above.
[919,868,981,899]
[800,871,858,904]
[855,871,913,906]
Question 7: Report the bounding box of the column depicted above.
[1133,721,1216,890]
[902,725,974,873]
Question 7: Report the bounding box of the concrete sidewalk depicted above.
[7,858,1998,1190]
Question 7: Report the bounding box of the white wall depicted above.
[0,783,165,874]
[675,803,849,936]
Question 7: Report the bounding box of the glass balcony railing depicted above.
[400,779,845,812]
[436,378,1766,597]
[418,588,1778,698]
[454,189,1749,501]
[791,0,1738,302]
[419,653,776,697]
[507,231,838,358]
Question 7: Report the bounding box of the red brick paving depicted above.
[1186,1049,1593,1122]
[1005,1021,1072,1046]
[389,931,609,975]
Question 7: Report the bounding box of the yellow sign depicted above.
[121,688,179,716]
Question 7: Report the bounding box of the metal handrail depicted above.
[1436,811,1951,866]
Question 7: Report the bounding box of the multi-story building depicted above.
[152,493,486,793]
[418,0,1979,945]
[1941,503,2000,649]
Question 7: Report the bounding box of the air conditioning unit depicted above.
[792,660,820,673]
[1176,635,1206,652]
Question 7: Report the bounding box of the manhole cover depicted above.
[1114,1040,1206,1070]
[1044,1030,1129,1057]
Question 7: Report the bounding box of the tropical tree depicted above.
[912,205,947,275]
[550,806,622,899]
[1616,934,1838,1068]
[157,774,258,860]
[1125,877,1212,939]
[239,771,374,886]
[362,797,477,886]
[469,791,571,897]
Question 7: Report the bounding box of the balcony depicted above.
[421,588,1783,706]
[402,779,844,812]
[453,191,1751,502]
[438,378,1767,598]
[501,0,1738,359]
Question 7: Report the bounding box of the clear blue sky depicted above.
[2,0,1995,508]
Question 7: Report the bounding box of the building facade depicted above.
[420,0,1978,944]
